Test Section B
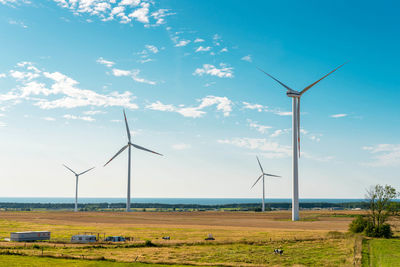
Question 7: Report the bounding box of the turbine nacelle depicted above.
[286,90,301,98]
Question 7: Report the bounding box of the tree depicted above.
[366,184,398,229]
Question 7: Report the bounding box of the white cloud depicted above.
[111,68,156,85]
[218,137,291,159]
[195,46,211,52]
[146,96,233,118]
[8,19,28,28]
[145,44,159,54]
[0,121,6,127]
[43,117,55,121]
[52,0,173,26]
[331,114,347,118]
[247,119,272,134]
[0,73,6,78]
[0,62,139,110]
[83,110,105,115]
[242,102,266,112]
[172,143,191,150]
[220,47,228,53]
[63,114,95,122]
[0,0,30,6]
[194,38,204,43]
[96,57,115,67]
[362,144,400,167]
[241,55,252,62]
[175,40,191,47]
[193,63,234,78]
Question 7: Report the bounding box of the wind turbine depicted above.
[257,63,346,220]
[251,156,281,212]
[104,110,163,212]
[63,165,95,212]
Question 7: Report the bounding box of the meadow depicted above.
[0,210,398,266]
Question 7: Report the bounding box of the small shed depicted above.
[71,235,97,243]
[104,236,125,242]
[10,231,51,242]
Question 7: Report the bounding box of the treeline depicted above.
[0,201,371,210]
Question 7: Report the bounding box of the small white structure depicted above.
[71,235,96,243]
[104,236,125,242]
[10,231,50,242]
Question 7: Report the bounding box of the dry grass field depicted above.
[0,210,390,266]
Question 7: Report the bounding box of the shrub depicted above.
[145,240,156,247]
[364,223,393,238]
[349,215,368,233]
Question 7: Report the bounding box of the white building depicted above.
[71,235,97,243]
[10,231,50,242]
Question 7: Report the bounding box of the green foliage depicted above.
[349,215,368,233]
[144,240,156,247]
[362,239,400,267]
[364,223,392,238]
[32,244,41,249]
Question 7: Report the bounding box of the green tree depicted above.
[366,184,398,229]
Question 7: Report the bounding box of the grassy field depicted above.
[362,238,400,267]
[0,210,395,266]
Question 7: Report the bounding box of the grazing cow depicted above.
[274,249,283,255]
[162,236,170,240]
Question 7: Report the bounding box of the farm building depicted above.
[10,231,50,242]
[71,235,96,243]
[104,236,125,242]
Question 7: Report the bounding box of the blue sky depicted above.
[0,0,399,199]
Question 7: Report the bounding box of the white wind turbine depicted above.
[251,156,281,212]
[104,110,163,212]
[63,165,95,212]
[257,63,346,221]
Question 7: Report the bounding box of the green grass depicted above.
[0,254,188,267]
[362,238,400,267]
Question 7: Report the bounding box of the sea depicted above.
[0,198,368,205]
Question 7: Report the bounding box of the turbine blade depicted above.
[123,109,131,142]
[79,167,95,176]
[298,98,301,158]
[264,173,281,178]
[256,156,264,173]
[63,164,77,175]
[251,174,263,189]
[300,63,346,95]
[104,144,129,167]
[131,143,163,156]
[257,67,295,92]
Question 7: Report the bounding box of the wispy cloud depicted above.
[146,96,233,118]
[63,114,95,122]
[42,117,55,121]
[145,44,159,53]
[175,40,191,47]
[8,19,28,28]
[247,119,272,134]
[172,143,191,150]
[218,137,291,159]
[193,63,233,78]
[331,113,347,118]
[242,102,266,112]
[194,38,204,43]
[362,144,400,167]
[96,57,115,67]
[195,46,211,53]
[111,68,156,85]
[241,55,252,62]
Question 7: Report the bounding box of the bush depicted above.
[349,215,368,233]
[365,223,393,238]
[144,240,156,247]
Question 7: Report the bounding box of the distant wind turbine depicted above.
[63,165,95,212]
[251,156,281,212]
[104,110,163,212]
[257,63,346,220]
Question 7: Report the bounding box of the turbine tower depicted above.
[258,63,345,220]
[251,156,281,212]
[63,165,95,212]
[104,110,163,212]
